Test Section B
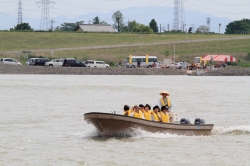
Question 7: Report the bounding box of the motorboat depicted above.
[84,112,214,137]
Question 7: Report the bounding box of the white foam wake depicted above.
[81,129,101,138]
[213,125,250,135]
[126,127,182,139]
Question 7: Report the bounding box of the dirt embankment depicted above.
[0,64,249,76]
[0,64,186,75]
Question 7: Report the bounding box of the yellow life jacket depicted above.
[143,110,152,120]
[160,98,171,107]
[133,111,143,119]
[123,110,132,116]
[160,112,170,123]
[152,112,160,122]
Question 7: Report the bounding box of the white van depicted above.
[86,60,110,68]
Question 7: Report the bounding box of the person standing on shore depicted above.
[158,91,171,110]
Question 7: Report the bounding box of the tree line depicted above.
[9,11,250,34]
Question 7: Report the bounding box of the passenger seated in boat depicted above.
[151,105,161,122]
[159,106,170,123]
[123,105,131,116]
[130,105,145,119]
[143,104,152,121]
[139,104,145,113]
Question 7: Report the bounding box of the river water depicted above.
[0,75,249,166]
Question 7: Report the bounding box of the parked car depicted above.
[85,60,110,68]
[45,59,64,67]
[0,58,22,65]
[26,58,49,66]
[62,58,86,67]
[171,62,189,69]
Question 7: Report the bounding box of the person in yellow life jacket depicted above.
[158,91,171,110]
[130,105,145,119]
[159,106,170,123]
[151,105,161,122]
[143,104,152,120]
[123,105,132,116]
[139,104,145,113]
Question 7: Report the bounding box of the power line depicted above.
[36,0,55,30]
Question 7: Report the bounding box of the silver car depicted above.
[0,58,22,65]
[45,59,64,67]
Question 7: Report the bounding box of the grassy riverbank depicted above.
[0,32,250,67]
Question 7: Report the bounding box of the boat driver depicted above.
[158,91,171,110]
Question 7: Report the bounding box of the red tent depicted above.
[202,55,238,62]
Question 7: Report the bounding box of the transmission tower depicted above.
[18,0,22,24]
[207,17,211,32]
[180,0,185,31]
[173,0,180,31]
[36,0,55,30]
[173,0,185,31]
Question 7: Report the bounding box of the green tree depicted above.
[188,27,192,33]
[60,21,84,31]
[225,18,250,34]
[165,50,170,57]
[123,20,140,32]
[245,52,250,61]
[149,19,158,32]
[112,10,124,32]
[93,16,100,24]
[100,21,108,25]
[14,23,32,30]
[196,25,209,34]
[132,24,153,33]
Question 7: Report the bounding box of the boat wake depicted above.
[81,129,102,139]
[212,125,250,135]
[80,128,182,140]
[128,127,182,139]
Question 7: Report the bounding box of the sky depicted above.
[0,0,250,30]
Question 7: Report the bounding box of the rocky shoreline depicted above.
[0,64,249,76]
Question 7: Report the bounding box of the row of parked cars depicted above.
[1,58,110,68]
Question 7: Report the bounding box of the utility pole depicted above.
[174,44,176,63]
[168,24,170,31]
[160,24,161,33]
[36,0,55,30]
[18,0,22,24]
[50,18,55,30]
[186,29,188,39]
[128,19,129,32]
[219,23,221,34]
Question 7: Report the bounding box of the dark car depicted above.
[62,58,86,67]
[27,58,49,66]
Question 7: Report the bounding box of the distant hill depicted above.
[0,6,232,33]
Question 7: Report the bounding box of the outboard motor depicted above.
[194,118,205,125]
[180,118,190,124]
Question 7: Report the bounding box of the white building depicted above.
[74,24,116,32]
